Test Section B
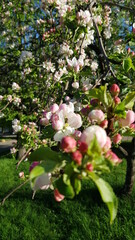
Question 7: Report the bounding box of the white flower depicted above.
[0,95,3,101]
[80,125,107,148]
[32,173,51,191]
[72,82,79,89]
[91,61,98,71]
[12,82,20,91]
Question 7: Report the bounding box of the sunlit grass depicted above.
[0,155,135,240]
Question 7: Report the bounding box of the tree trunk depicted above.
[121,138,135,195]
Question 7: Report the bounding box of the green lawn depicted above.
[0,155,135,240]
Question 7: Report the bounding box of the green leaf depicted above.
[42,125,55,139]
[87,137,101,159]
[89,172,118,224]
[54,176,75,199]
[89,85,109,106]
[29,147,70,173]
[122,91,135,109]
[114,102,126,118]
[123,57,134,72]
[30,166,45,180]
[72,178,81,195]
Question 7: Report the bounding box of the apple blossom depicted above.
[99,119,108,129]
[88,110,105,123]
[110,84,120,97]
[103,137,112,152]
[61,136,77,153]
[112,134,122,144]
[78,141,88,153]
[80,125,107,148]
[114,96,121,105]
[86,163,93,172]
[32,173,51,191]
[119,110,135,127]
[106,150,122,165]
[72,82,79,89]
[54,189,65,202]
[19,172,24,178]
[71,150,82,165]
[50,104,59,113]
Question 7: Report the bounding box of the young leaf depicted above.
[54,176,75,199]
[89,172,118,224]
[122,91,135,109]
[30,166,45,180]
[123,57,134,72]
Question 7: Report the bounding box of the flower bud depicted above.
[114,96,121,105]
[119,110,135,127]
[71,150,82,165]
[86,163,93,172]
[103,137,111,152]
[50,103,59,113]
[99,119,108,129]
[110,84,120,97]
[19,171,24,178]
[78,141,88,153]
[81,106,90,116]
[72,82,79,89]
[112,133,122,144]
[61,136,77,153]
[106,150,122,165]
[29,161,40,172]
[90,98,99,107]
[80,125,107,148]
[54,189,65,202]
[88,110,105,123]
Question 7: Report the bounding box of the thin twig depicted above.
[0,102,11,112]
[89,5,117,80]
[0,178,30,206]
[16,148,32,169]
[99,1,135,15]
[60,81,69,105]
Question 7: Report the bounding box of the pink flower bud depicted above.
[29,161,40,172]
[127,47,131,54]
[50,103,59,113]
[131,52,135,56]
[110,84,120,97]
[73,130,82,139]
[130,123,135,129]
[112,133,122,144]
[114,39,122,46]
[54,189,65,202]
[99,119,108,129]
[71,150,82,165]
[19,171,24,178]
[40,118,49,126]
[88,110,105,123]
[103,137,111,152]
[72,82,79,89]
[106,150,122,165]
[78,141,88,153]
[86,163,93,172]
[61,136,77,153]
[119,110,135,127]
[80,125,107,148]
[52,119,64,131]
[114,96,121,105]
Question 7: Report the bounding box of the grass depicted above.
[0,154,135,240]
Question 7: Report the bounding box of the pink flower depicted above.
[54,189,65,202]
[67,112,82,129]
[99,119,108,129]
[130,123,135,130]
[88,110,105,123]
[52,119,64,131]
[40,118,49,126]
[86,163,93,172]
[106,150,122,165]
[72,82,79,89]
[119,110,135,127]
[19,172,24,178]
[103,137,111,152]
[50,103,59,113]
[61,136,77,153]
[32,173,51,191]
[112,134,122,144]
[80,125,107,148]
[110,84,120,96]
[71,150,82,165]
[73,130,82,139]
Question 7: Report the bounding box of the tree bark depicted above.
[121,137,135,195]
